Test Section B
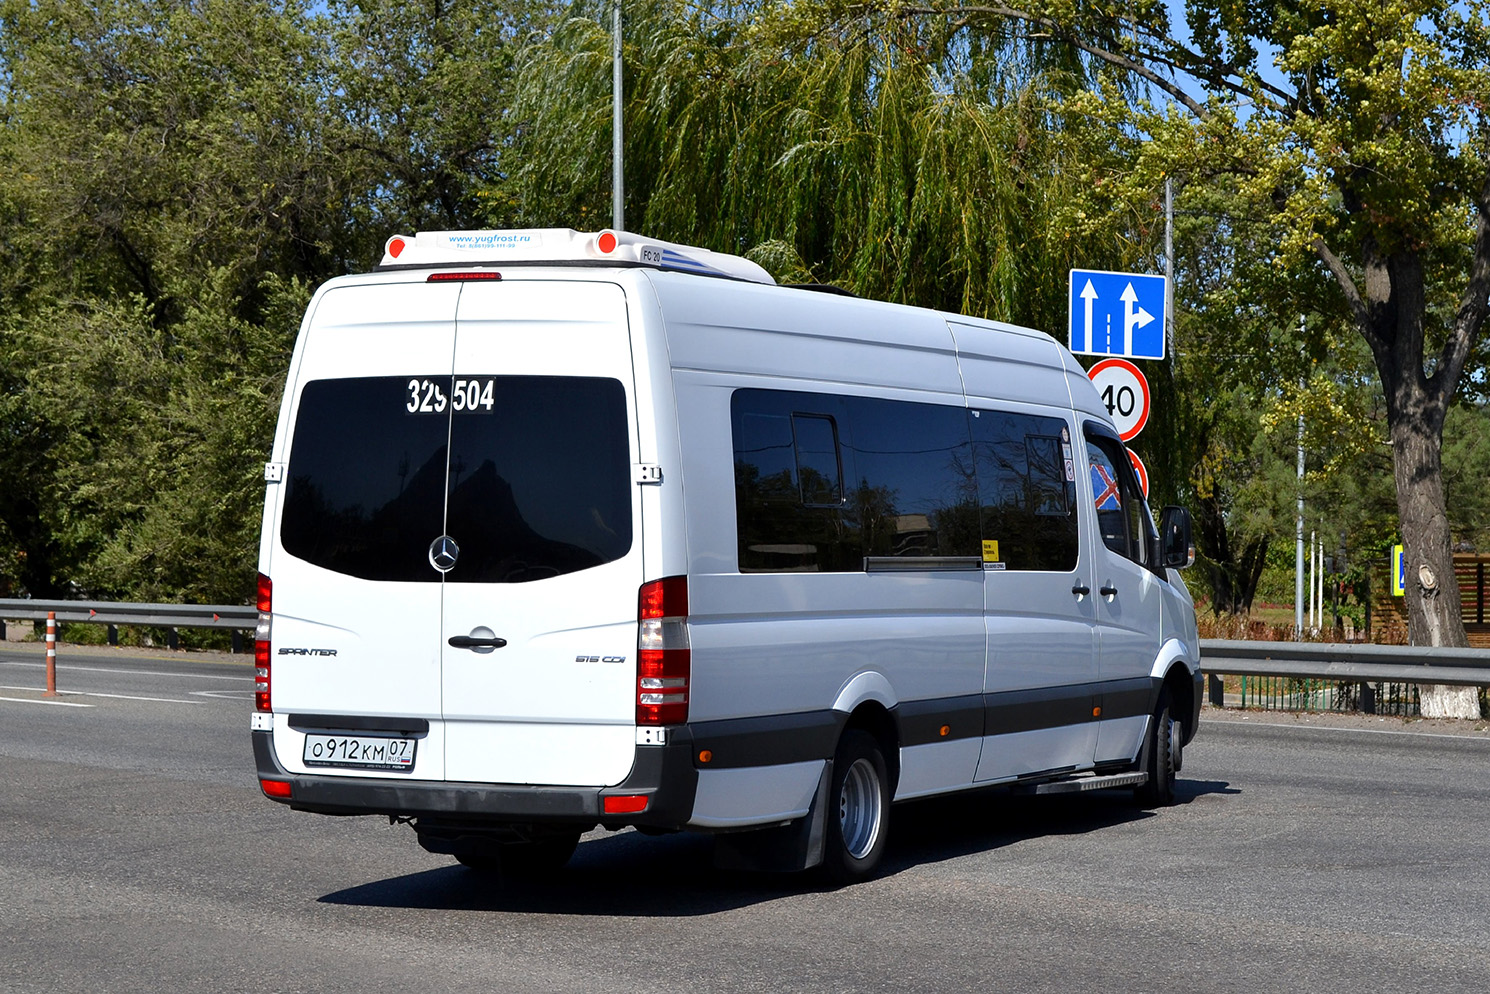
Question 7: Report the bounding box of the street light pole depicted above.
[612,0,624,231]
[1295,366,1305,638]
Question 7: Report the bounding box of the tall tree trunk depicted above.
[1387,381,1477,716]
[1359,247,1478,717]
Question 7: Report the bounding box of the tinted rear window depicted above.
[281,376,632,582]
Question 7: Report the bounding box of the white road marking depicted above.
[0,660,250,682]
[0,684,204,704]
[0,695,93,708]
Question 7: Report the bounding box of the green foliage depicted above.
[0,0,1487,626]
[0,0,540,602]
[511,0,1153,330]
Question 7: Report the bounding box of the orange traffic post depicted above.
[43,611,57,697]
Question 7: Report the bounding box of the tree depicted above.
[511,0,1155,329]
[325,0,559,243]
[0,0,340,603]
[900,0,1490,715]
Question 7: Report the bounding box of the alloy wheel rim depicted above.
[838,757,882,859]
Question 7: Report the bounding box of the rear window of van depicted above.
[280,375,632,582]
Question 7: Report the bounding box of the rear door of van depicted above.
[273,276,642,789]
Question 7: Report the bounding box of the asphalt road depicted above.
[2,642,1489,993]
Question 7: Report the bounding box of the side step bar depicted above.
[1012,771,1148,795]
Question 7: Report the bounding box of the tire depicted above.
[1134,690,1177,807]
[821,729,891,885]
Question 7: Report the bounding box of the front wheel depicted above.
[1134,690,1177,808]
[821,729,891,885]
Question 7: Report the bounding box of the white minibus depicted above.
[252,228,1201,883]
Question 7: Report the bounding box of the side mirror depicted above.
[1157,506,1195,569]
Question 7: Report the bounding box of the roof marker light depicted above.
[597,231,618,254]
[388,237,406,259]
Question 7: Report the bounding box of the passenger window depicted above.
[733,392,859,573]
[1085,430,1154,568]
[840,397,978,560]
[731,389,979,572]
[969,410,1079,571]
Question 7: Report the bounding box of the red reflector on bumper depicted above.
[260,779,292,799]
[602,794,649,815]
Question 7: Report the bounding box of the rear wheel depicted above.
[821,730,890,885]
[1134,690,1176,807]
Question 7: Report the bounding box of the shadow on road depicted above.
[319,775,1238,915]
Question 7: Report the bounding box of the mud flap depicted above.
[712,760,832,873]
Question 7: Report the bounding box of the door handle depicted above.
[448,635,508,649]
[1071,583,1091,597]
[1099,585,1119,598]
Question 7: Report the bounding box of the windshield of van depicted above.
[280,375,632,583]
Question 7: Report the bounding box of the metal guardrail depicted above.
[0,598,255,649]
[1200,638,1490,712]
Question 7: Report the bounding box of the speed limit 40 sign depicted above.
[1087,357,1150,441]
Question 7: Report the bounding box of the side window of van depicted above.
[1084,430,1155,568]
[731,390,979,571]
[733,392,859,572]
[968,409,1079,571]
[839,396,979,561]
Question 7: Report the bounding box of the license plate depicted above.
[303,733,417,772]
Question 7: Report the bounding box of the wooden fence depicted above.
[1371,553,1490,648]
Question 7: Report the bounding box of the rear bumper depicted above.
[252,728,699,830]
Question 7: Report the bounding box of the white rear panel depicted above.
[267,275,642,788]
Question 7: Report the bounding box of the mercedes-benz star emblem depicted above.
[428,535,460,573]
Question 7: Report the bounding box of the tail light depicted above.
[637,576,689,725]
[255,573,272,712]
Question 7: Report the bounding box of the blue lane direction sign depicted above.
[1068,269,1168,360]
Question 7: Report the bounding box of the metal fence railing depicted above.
[1200,639,1490,716]
[4,605,1489,713]
[0,598,255,651]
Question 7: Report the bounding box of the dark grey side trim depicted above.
[984,685,1096,735]
[690,678,1163,768]
[897,695,985,747]
[288,713,430,735]
[1094,677,1158,722]
[689,711,846,769]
